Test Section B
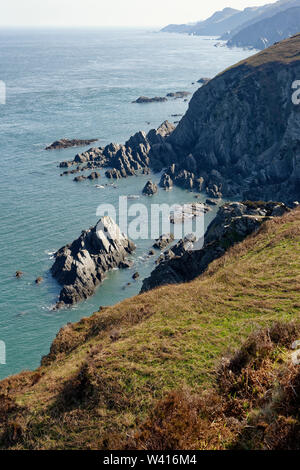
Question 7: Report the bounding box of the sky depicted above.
[0,0,276,27]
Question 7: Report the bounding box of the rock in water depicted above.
[132,96,167,104]
[45,138,98,150]
[51,216,136,308]
[142,180,158,196]
[141,201,290,292]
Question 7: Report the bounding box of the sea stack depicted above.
[51,216,136,308]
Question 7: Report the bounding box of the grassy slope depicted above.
[0,208,300,449]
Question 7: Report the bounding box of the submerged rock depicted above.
[15,271,23,278]
[51,216,136,308]
[35,277,43,285]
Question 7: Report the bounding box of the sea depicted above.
[0,27,254,379]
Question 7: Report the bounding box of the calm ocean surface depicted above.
[0,28,253,379]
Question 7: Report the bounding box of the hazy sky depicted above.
[0,0,276,27]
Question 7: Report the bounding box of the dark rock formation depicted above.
[45,138,97,150]
[51,216,136,308]
[166,91,191,99]
[159,173,173,190]
[132,96,167,104]
[142,180,158,196]
[153,233,175,250]
[35,277,43,285]
[15,271,23,278]
[141,201,290,292]
[228,7,300,50]
[197,78,211,85]
[151,35,300,205]
[59,121,175,182]
[132,272,140,280]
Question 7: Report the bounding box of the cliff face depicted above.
[228,7,300,50]
[155,35,300,204]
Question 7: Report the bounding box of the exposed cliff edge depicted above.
[228,7,300,50]
[141,201,290,292]
[155,35,300,204]
[51,216,135,308]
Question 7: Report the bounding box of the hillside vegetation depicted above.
[0,208,300,449]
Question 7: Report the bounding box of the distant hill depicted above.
[161,0,300,40]
[223,0,300,40]
[228,7,300,49]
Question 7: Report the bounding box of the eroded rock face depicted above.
[141,201,290,292]
[158,36,300,205]
[51,217,135,308]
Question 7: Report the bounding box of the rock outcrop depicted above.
[51,217,135,308]
[132,96,167,104]
[153,233,175,250]
[141,201,289,292]
[45,138,97,150]
[142,180,158,196]
[58,121,175,181]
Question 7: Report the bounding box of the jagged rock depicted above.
[15,271,23,278]
[142,180,158,196]
[45,138,97,150]
[87,171,101,180]
[74,175,87,182]
[51,216,136,308]
[153,233,174,250]
[132,96,167,104]
[105,169,121,179]
[159,173,173,190]
[132,272,140,280]
[141,201,290,292]
[35,277,43,285]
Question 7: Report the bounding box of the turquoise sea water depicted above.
[0,28,253,379]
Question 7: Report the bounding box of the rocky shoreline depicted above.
[141,201,290,292]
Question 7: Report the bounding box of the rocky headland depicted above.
[141,201,290,292]
[57,36,300,205]
[51,216,135,308]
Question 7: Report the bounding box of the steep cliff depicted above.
[154,35,300,204]
[228,7,300,49]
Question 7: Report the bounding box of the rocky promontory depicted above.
[141,201,289,292]
[45,138,98,150]
[51,216,135,308]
